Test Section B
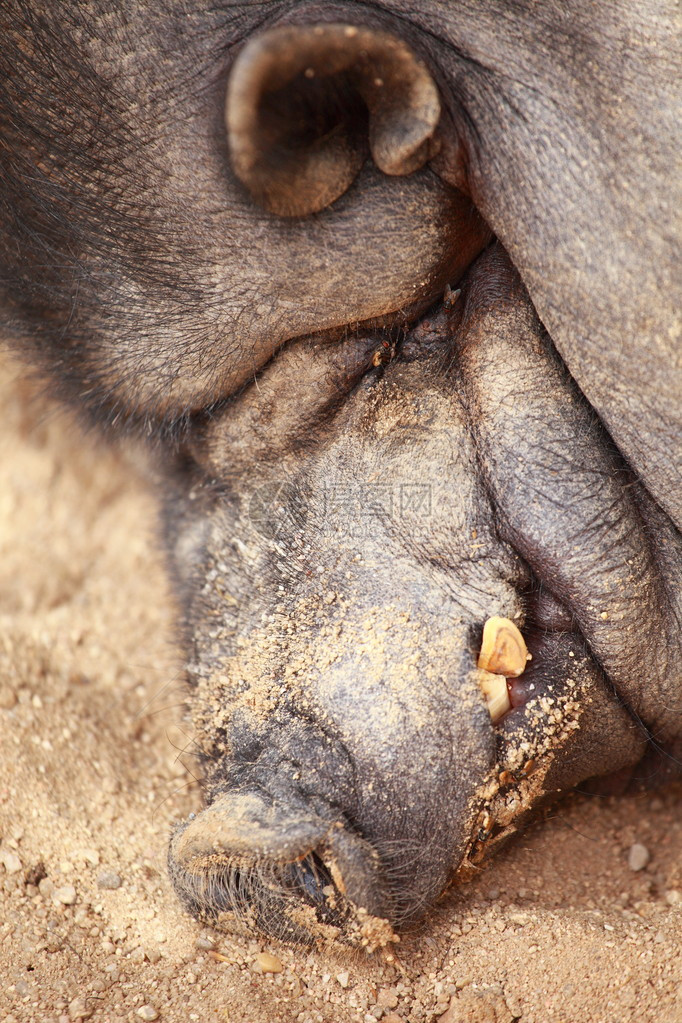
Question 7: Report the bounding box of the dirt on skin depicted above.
[0,351,681,1023]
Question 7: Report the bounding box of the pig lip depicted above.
[168,816,397,946]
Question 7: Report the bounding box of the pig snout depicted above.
[165,247,666,945]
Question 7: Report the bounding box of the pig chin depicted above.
[164,245,674,947]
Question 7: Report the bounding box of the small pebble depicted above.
[665,889,681,906]
[195,935,215,950]
[54,884,77,905]
[377,989,399,1009]
[97,870,122,889]
[509,912,529,926]
[68,997,94,1020]
[337,971,350,988]
[38,877,55,898]
[136,1007,159,1021]
[76,848,100,867]
[253,952,283,973]
[0,849,22,873]
[0,684,17,709]
[628,843,650,872]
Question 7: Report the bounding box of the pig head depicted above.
[0,1,680,946]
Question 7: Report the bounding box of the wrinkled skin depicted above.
[1,1,680,946]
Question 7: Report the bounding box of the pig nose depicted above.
[226,22,441,217]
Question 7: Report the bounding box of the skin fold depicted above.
[0,1,680,944]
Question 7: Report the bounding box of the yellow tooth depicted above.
[475,669,511,723]
[477,616,530,678]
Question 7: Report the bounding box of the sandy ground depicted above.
[0,350,681,1023]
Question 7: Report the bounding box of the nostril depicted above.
[226,22,441,217]
[287,852,334,907]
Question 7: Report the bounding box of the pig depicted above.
[0,1,680,947]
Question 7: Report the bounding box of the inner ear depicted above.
[226,22,441,217]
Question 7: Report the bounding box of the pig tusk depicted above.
[475,669,511,723]
[477,616,530,678]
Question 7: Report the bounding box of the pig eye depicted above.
[226,22,441,217]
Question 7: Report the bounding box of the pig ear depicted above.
[226,22,441,216]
